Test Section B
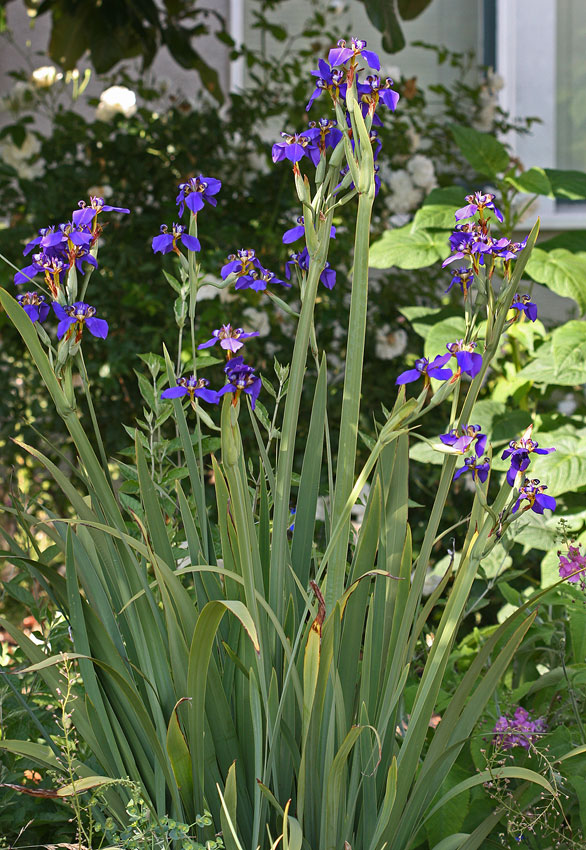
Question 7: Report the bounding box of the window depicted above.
[496,0,586,228]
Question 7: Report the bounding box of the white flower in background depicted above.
[407,154,437,191]
[242,306,270,337]
[405,120,421,153]
[31,65,60,88]
[95,85,137,121]
[557,393,578,416]
[386,169,423,214]
[375,325,408,360]
[351,484,370,530]
[88,183,114,199]
[0,80,33,113]
[0,132,43,180]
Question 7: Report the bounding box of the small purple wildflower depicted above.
[52,301,108,342]
[439,424,487,457]
[512,478,556,515]
[218,356,262,410]
[453,456,490,484]
[446,340,483,379]
[494,237,527,262]
[152,223,201,255]
[493,706,547,751]
[501,425,555,487]
[72,196,130,233]
[198,324,259,355]
[558,545,586,585]
[455,191,504,223]
[510,293,538,323]
[161,375,219,404]
[176,176,222,217]
[396,354,452,387]
[16,292,50,323]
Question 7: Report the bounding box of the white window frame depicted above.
[496,0,586,229]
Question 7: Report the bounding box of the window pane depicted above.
[557,0,586,171]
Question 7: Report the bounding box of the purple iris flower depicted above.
[445,267,474,297]
[285,248,336,289]
[304,118,343,153]
[511,293,538,322]
[494,237,527,261]
[16,292,50,323]
[282,216,336,245]
[396,354,453,386]
[15,250,69,298]
[446,340,483,379]
[198,324,259,354]
[161,375,219,404]
[24,226,58,256]
[175,176,222,217]
[72,196,130,227]
[306,60,348,110]
[218,356,262,410]
[52,301,108,341]
[501,425,555,487]
[328,37,381,71]
[221,249,263,286]
[152,223,201,255]
[493,707,547,751]
[453,456,491,484]
[357,75,400,116]
[439,424,487,457]
[455,192,504,223]
[272,133,320,167]
[512,478,556,515]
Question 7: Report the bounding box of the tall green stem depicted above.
[325,190,374,611]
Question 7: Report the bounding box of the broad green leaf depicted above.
[220,761,239,850]
[506,167,552,196]
[530,432,586,496]
[424,764,470,848]
[430,837,469,850]
[423,317,466,361]
[552,320,586,375]
[544,167,586,200]
[399,305,457,339]
[166,699,194,805]
[538,230,586,254]
[369,225,447,269]
[449,124,509,176]
[0,740,62,770]
[525,248,586,312]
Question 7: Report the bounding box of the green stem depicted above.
[325,189,374,611]
[76,350,112,486]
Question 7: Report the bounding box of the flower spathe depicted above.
[396,354,452,386]
[176,175,222,217]
[218,356,261,409]
[512,478,556,515]
[17,291,50,323]
[161,375,219,404]
[52,301,109,342]
[198,324,259,354]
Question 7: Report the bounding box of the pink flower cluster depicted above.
[558,544,586,586]
[493,706,547,751]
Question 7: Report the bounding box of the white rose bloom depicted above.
[375,326,408,360]
[388,169,413,196]
[31,66,59,88]
[88,184,114,199]
[242,306,270,337]
[386,169,423,214]
[407,154,437,191]
[95,85,137,121]
[0,132,43,179]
